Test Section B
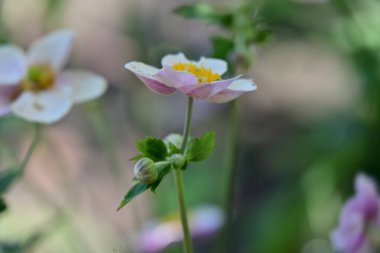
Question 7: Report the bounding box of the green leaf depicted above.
[136,137,168,162]
[117,182,149,211]
[212,36,234,60]
[0,198,6,213]
[186,131,216,162]
[250,28,272,44]
[0,167,21,195]
[0,242,21,253]
[46,0,65,12]
[174,3,232,27]
[129,154,145,161]
[150,162,172,193]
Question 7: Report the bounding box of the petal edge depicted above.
[58,70,107,103]
[27,30,74,71]
[0,45,27,85]
[125,62,177,95]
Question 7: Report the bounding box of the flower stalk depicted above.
[20,123,42,173]
[121,52,256,252]
[174,96,194,253]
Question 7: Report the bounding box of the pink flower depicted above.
[0,30,107,124]
[124,53,256,103]
[138,205,224,253]
[331,174,380,253]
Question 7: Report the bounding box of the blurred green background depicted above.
[1,0,380,252]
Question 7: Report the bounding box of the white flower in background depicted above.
[0,30,107,124]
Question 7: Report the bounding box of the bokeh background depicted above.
[1,0,379,252]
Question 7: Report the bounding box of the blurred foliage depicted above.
[0,168,20,195]
[174,3,233,27]
[1,0,380,253]
[0,198,6,213]
[175,0,380,252]
[175,2,271,69]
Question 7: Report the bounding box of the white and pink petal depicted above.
[0,45,27,85]
[125,61,177,95]
[0,86,19,116]
[185,76,240,100]
[11,86,73,124]
[27,30,74,71]
[198,57,227,75]
[208,79,257,103]
[155,66,198,91]
[58,70,107,103]
[161,52,190,67]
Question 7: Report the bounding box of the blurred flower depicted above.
[331,173,380,253]
[125,52,256,103]
[138,205,224,253]
[0,30,107,124]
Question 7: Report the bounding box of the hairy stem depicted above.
[174,96,194,253]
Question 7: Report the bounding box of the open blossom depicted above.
[125,52,256,103]
[331,174,380,253]
[0,30,107,124]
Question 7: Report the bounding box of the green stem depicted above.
[20,123,42,172]
[174,169,193,253]
[180,97,193,153]
[221,100,241,252]
[86,101,120,177]
[174,96,194,253]
[213,100,241,253]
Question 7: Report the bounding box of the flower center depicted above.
[172,62,221,83]
[20,65,55,92]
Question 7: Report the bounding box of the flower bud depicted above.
[168,154,186,169]
[164,134,183,150]
[134,158,158,184]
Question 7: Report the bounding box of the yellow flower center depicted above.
[20,65,55,92]
[172,62,221,83]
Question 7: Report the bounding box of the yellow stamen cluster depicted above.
[20,65,55,92]
[172,62,221,83]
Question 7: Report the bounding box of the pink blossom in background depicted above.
[138,205,224,253]
[331,173,380,253]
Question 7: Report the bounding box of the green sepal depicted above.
[150,162,172,193]
[0,167,22,195]
[168,142,181,154]
[186,131,216,162]
[117,182,150,211]
[136,137,168,162]
[174,3,232,27]
[0,198,6,213]
[167,154,187,170]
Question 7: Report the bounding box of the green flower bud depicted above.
[164,133,183,150]
[134,158,158,184]
[168,154,186,169]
